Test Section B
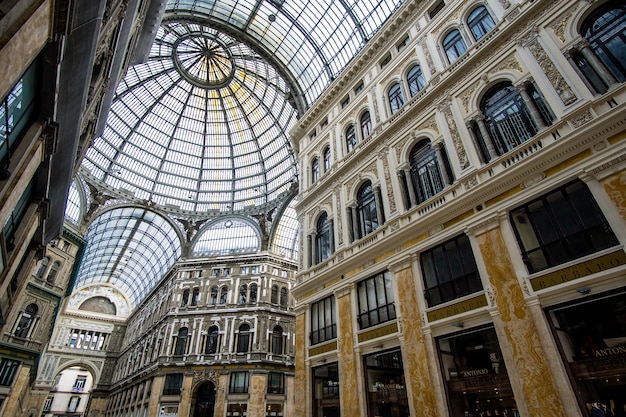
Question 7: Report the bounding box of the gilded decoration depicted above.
[476,228,566,416]
[461,83,479,114]
[395,266,438,415]
[382,154,397,213]
[491,55,524,75]
[550,5,579,44]
[442,106,470,169]
[526,37,577,105]
[334,185,344,246]
[602,170,626,223]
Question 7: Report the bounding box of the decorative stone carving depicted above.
[526,37,577,105]
[492,55,524,75]
[521,173,546,189]
[550,5,580,44]
[442,106,470,169]
[382,153,397,213]
[570,109,593,127]
[461,84,479,115]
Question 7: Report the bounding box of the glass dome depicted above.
[81,21,299,215]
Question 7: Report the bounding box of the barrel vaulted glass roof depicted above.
[74,207,182,309]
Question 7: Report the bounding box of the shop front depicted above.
[437,326,518,417]
[363,348,409,417]
[546,290,626,416]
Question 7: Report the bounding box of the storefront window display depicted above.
[363,348,409,417]
[312,363,340,417]
[546,290,626,416]
[437,327,517,417]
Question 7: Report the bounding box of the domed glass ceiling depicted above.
[82,21,298,214]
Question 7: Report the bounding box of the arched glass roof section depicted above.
[167,0,405,105]
[271,199,299,260]
[65,181,84,225]
[193,217,260,256]
[74,207,182,309]
[82,21,298,215]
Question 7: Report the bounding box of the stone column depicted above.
[248,372,268,417]
[374,184,384,225]
[474,115,498,158]
[577,39,618,87]
[294,306,308,417]
[402,165,418,207]
[515,81,546,129]
[328,218,335,252]
[349,203,359,241]
[475,224,567,417]
[335,285,361,417]
[391,260,439,417]
[433,141,451,185]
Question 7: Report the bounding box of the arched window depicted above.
[239,284,247,304]
[357,182,379,238]
[410,140,446,203]
[219,286,228,305]
[346,124,357,153]
[407,65,426,97]
[481,82,537,154]
[271,325,283,355]
[271,285,278,304]
[311,157,320,183]
[443,30,467,63]
[237,324,250,353]
[316,212,331,263]
[14,303,38,338]
[249,283,258,303]
[181,289,189,306]
[581,2,626,84]
[46,261,60,283]
[35,257,49,279]
[388,83,404,114]
[467,6,495,41]
[209,286,218,305]
[191,288,199,306]
[280,287,288,308]
[206,326,219,354]
[174,327,188,355]
[323,146,331,172]
[360,111,372,139]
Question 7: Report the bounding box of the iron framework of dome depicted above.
[82,21,299,215]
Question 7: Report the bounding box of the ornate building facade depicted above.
[293,0,626,416]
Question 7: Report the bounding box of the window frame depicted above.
[356,271,397,329]
[310,295,337,345]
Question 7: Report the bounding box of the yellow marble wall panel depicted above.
[444,209,474,229]
[485,185,522,208]
[395,266,438,416]
[403,232,429,250]
[602,169,626,222]
[215,373,228,417]
[324,276,341,288]
[294,312,307,417]
[148,375,165,417]
[179,373,195,417]
[476,227,566,416]
[545,149,592,178]
[3,365,30,416]
[607,132,626,145]
[337,292,360,417]
[248,373,267,417]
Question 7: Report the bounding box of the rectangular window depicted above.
[43,396,53,411]
[437,326,514,417]
[0,358,19,386]
[421,234,483,307]
[266,403,283,417]
[341,96,350,108]
[510,180,618,274]
[357,271,396,329]
[229,372,249,393]
[0,60,38,170]
[428,0,445,19]
[73,376,87,391]
[268,372,284,394]
[226,403,247,417]
[312,363,339,417]
[379,53,392,69]
[310,296,337,345]
[397,35,410,52]
[363,349,408,417]
[354,81,364,95]
[67,396,80,412]
[163,373,183,395]
[3,178,34,247]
